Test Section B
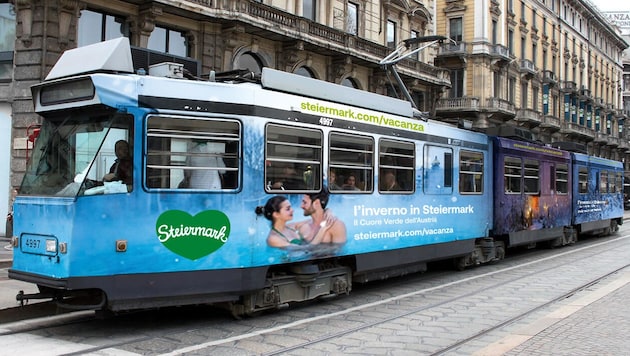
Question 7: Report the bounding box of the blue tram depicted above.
[9,38,494,314]
[570,153,624,236]
[8,38,622,314]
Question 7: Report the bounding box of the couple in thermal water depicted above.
[256,190,347,251]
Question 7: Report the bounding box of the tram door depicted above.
[423,145,453,195]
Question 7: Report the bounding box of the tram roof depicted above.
[45,37,135,81]
[260,67,414,118]
[42,37,417,120]
[571,152,624,168]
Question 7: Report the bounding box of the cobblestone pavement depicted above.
[473,268,630,356]
[508,277,630,355]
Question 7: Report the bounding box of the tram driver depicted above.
[103,140,133,187]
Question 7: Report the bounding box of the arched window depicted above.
[236,52,263,75]
[295,66,316,78]
[341,77,358,88]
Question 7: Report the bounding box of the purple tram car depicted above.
[490,130,573,249]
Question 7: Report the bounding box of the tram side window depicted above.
[615,172,622,193]
[266,124,322,192]
[555,163,569,194]
[329,132,374,193]
[600,171,608,193]
[504,156,521,194]
[379,139,414,193]
[145,116,240,190]
[608,171,617,193]
[523,159,539,194]
[459,150,483,194]
[578,167,588,194]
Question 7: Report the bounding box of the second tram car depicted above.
[491,133,572,248]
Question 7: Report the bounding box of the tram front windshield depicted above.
[19,111,133,197]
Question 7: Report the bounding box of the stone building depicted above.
[1,0,629,232]
[433,0,629,161]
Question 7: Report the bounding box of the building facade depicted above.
[1,0,629,233]
[433,0,629,161]
[603,10,630,167]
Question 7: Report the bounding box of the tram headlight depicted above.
[45,239,57,253]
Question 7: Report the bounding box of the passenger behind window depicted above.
[342,174,360,191]
[381,170,402,191]
[103,139,133,187]
[182,140,226,189]
[271,163,306,190]
[328,169,341,190]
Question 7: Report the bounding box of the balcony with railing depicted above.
[485,97,516,116]
[542,70,557,85]
[397,58,451,86]
[490,44,511,64]
[514,108,541,126]
[436,42,468,57]
[607,136,620,147]
[560,121,594,140]
[594,132,609,144]
[561,81,577,93]
[435,97,481,116]
[541,115,561,131]
[519,59,537,76]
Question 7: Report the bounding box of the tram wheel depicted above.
[495,245,505,261]
[455,256,467,271]
[611,220,619,233]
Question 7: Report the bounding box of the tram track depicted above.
[254,235,630,356]
[429,263,630,355]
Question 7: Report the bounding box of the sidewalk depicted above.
[477,267,630,355]
[0,236,38,311]
[0,236,11,269]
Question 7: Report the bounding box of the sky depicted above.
[590,0,630,12]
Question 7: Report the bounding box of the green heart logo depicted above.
[156,210,230,260]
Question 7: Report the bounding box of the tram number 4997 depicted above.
[319,117,334,126]
[24,238,41,249]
